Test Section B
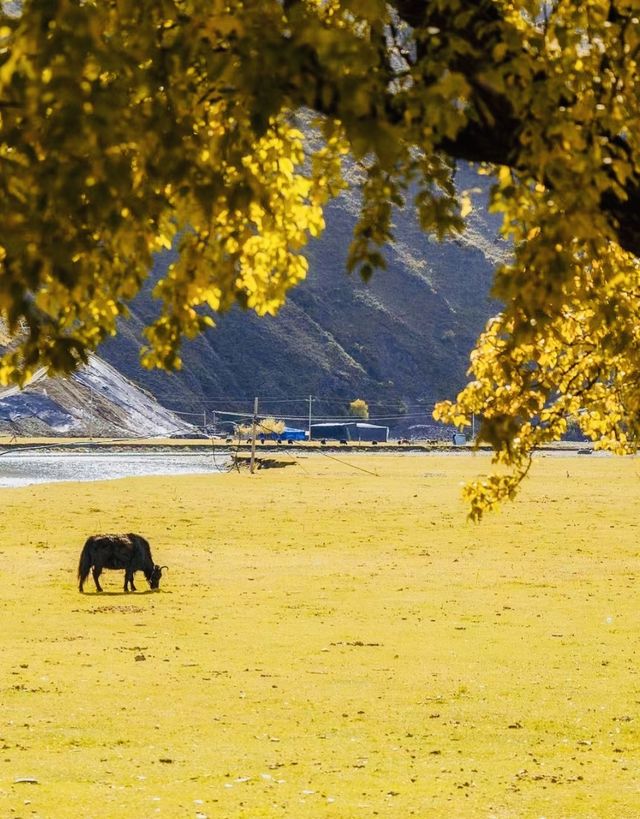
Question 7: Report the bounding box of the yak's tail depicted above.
[77,538,94,592]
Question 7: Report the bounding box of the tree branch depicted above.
[391,0,640,259]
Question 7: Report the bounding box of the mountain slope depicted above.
[97,168,506,429]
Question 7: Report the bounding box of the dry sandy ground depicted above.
[0,452,639,818]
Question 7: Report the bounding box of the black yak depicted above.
[78,533,167,593]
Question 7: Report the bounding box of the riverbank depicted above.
[1,454,638,817]
[0,449,230,488]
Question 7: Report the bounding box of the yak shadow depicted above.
[80,589,160,596]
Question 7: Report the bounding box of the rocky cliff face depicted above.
[0,355,194,438]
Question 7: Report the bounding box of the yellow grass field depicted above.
[1,453,639,818]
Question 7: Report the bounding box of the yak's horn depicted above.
[160,565,168,571]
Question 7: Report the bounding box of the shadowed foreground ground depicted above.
[1,453,639,817]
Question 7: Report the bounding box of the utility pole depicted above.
[308,394,313,442]
[203,408,207,436]
[249,397,259,474]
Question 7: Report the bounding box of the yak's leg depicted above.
[124,568,136,592]
[92,566,104,593]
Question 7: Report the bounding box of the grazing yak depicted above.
[78,533,167,593]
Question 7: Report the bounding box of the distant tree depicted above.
[349,399,370,420]
[237,417,285,439]
[1,1,639,515]
[259,417,286,437]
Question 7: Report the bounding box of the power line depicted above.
[168,407,441,421]
[152,392,448,408]
[204,411,439,423]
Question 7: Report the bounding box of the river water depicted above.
[0,451,231,488]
